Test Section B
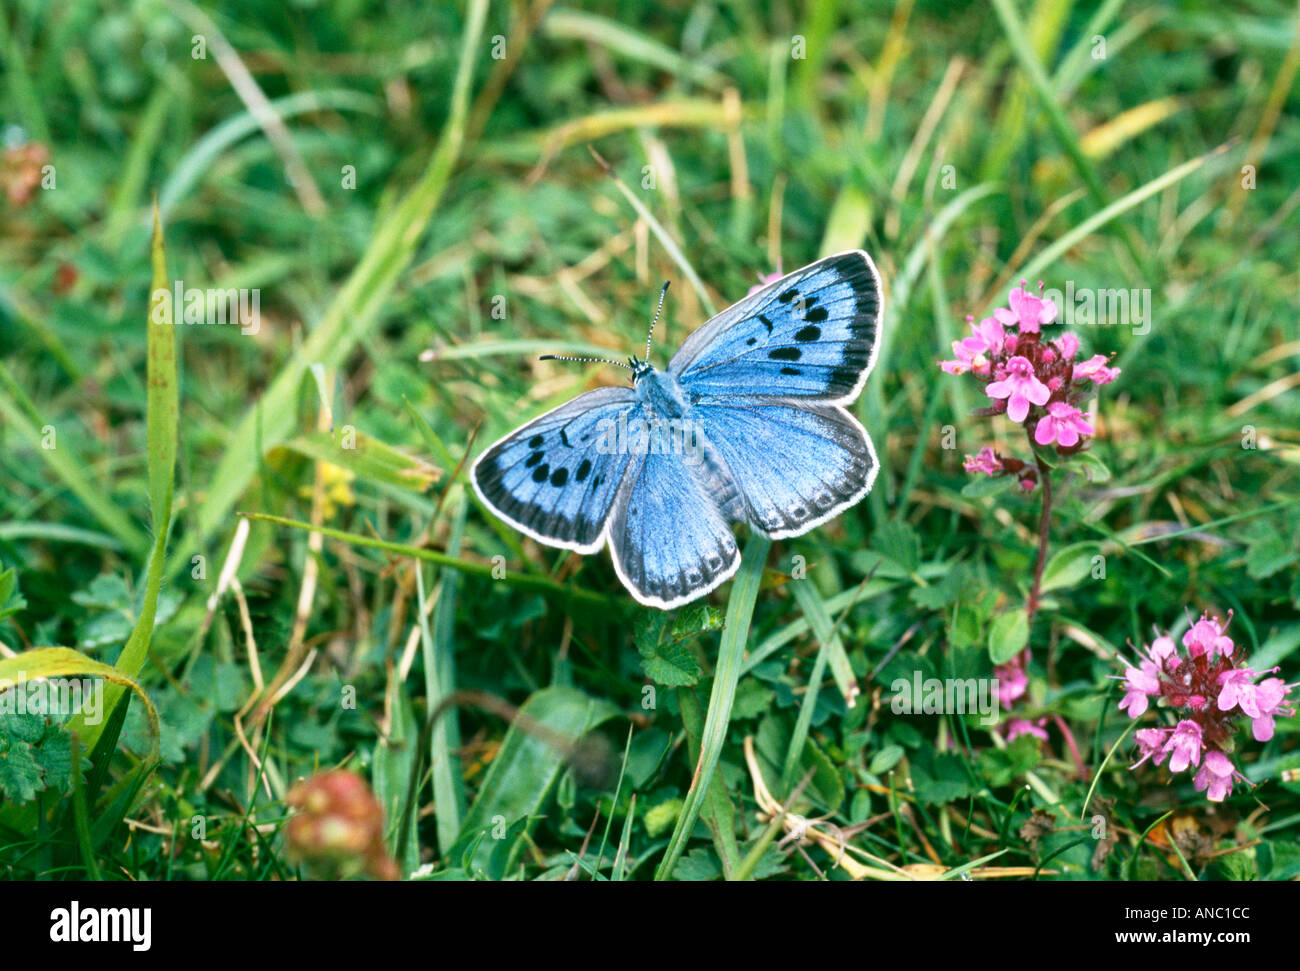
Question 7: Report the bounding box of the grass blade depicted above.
[185,0,490,559]
[654,532,770,880]
[66,205,176,752]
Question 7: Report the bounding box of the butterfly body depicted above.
[471,250,884,609]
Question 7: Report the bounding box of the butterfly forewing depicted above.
[669,250,882,403]
[471,387,644,553]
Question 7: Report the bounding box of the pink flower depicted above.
[940,318,1006,376]
[963,446,1003,477]
[1147,635,1179,670]
[1119,607,1295,802]
[995,658,1028,707]
[985,356,1050,423]
[1163,719,1203,773]
[746,271,783,297]
[1005,717,1048,742]
[1033,402,1095,448]
[995,283,1057,334]
[1183,613,1233,659]
[967,317,1006,355]
[1242,677,1295,742]
[1193,750,1238,802]
[1055,332,1079,359]
[1074,354,1120,385]
[1131,727,1171,768]
[1117,660,1160,717]
[1216,668,1255,714]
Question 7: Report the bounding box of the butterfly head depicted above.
[628,356,654,382]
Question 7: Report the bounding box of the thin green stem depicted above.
[1025,431,1054,631]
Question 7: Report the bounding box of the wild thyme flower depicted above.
[1114,610,1297,802]
[939,281,1120,487]
[1005,717,1048,742]
[986,356,1050,423]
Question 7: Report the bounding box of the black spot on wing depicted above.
[528,434,543,448]
[769,347,801,361]
[575,459,591,482]
[525,450,544,467]
[550,467,568,487]
[758,314,773,333]
[532,463,550,483]
[794,325,820,342]
[778,289,798,303]
[805,306,828,323]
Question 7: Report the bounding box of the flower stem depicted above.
[1025,443,1053,630]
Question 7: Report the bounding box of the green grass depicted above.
[1,0,1298,882]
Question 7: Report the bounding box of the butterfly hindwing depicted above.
[609,449,740,609]
[669,250,882,402]
[471,387,642,553]
[692,399,877,539]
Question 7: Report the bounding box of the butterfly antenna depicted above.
[645,281,670,360]
[538,354,633,372]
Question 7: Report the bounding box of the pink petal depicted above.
[1006,395,1029,423]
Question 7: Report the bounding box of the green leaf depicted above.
[0,736,43,803]
[961,474,1016,499]
[643,797,683,838]
[634,605,720,686]
[910,564,969,609]
[978,734,1042,787]
[1248,623,1300,671]
[640,641,701,687]
[1246,532,1298,580]
[31,725,84,795]
[1070,451,1112,483]
[0,567,26,623]
[456,686,619,876]
[673,846,722,881]
[755,713,844,811]
[988,608,1030,664]
[731,677,774,720]
[869,744,904,774]
[950,588,998,649]
[0,712,45,744]
[1039,542,1102,593]
[871,519,921,574]
[909,749,974,806]
[1206,850,1257,881]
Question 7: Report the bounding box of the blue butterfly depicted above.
[471,250,884,609]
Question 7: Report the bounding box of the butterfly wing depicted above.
[692,399,877,538]
[609,449,740,609]
[669,250,883,403]
[471,387,643,553]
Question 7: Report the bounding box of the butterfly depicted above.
[471,250,884,609]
